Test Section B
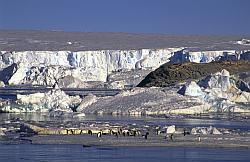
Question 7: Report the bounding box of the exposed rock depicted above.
[236,72,250,92]
[0,63,17,84]
[138,61,250,87]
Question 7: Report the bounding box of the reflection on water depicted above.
[1,113,250,162]
[1,113,250,130]
[0,144,249,162]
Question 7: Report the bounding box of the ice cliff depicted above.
[0,49,181,84]
[1,49,249,88]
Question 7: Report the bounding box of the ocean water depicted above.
[0,144,249,162]
[1,113,250,161]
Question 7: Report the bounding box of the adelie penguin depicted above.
[88,130,93,135]
[97,132,102,138]
[143,132,149,139]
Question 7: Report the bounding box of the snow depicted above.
[8,66,30,85]
[198,69,232,92]
[1,49,250,87]
[4,86,81,114]
[0,128,6,136]
[77,94,97,112]
[0,81,4,87]
[179,69,250,113]
[2,69,250,115]
[166,125,176,134]
[236,39,250,45]
[187,50,237,63]
[0,48,182,84]
[191,126,222,135]
[1,47,250,115]
[17,93,45,104]
[178,81,204,97]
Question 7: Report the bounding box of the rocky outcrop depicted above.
[0,63,17,84]
[138,61,250,87]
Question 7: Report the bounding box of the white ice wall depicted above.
[1,48,248,83]
[0,48,182,82]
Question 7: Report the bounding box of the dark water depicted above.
[0,144,249,162]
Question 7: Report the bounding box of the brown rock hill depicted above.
[137,61,250,87]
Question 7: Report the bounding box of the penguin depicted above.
[170,134,174,141]
[198,135,201,142]
[97,132,102,138]
[88,130,93,135]
[112,132,118,138]
[143,132,149,139]
[133,130,136,137]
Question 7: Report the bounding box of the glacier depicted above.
[0,48,182,86]
[1,49,250,88]
[0,47,250,115]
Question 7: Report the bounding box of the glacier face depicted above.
[1,48,250,87]
[0,48,182,84]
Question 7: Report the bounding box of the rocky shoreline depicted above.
[1,116,250,148]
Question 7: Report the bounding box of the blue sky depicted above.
[0,0,249,34]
